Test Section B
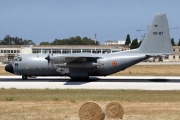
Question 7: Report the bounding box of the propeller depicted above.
[45,54,50,63]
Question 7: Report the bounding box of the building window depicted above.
[72,49,81,53]
[164,56,169,60]
[173,48,175,52]
[92,49,101,53]
[32,49,41,54]
[17,50,20,53]
[102,49,111,53]
[62,49,71,54]
[42,49,51,54]
[82,49,91,53]
[1,50,3,53]
[96,49,101,53]
[52,49,61,54]
[173,56,175,59]
[11,50,13,53]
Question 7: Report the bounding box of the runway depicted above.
[0,76,180,90]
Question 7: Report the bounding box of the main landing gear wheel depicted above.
[70,77,77,80]
[22,75,28,80]
[83,76,89,80]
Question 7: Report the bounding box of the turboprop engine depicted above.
[45,54,66,64]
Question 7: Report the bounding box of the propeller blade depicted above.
[45,55,50,63]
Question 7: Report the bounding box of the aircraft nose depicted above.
[5,64,14,74]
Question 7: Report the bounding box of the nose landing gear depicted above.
[22,75,28,80]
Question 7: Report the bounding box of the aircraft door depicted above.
[14,63,18,71]
[26,66,35,76]
[98,59,107,75]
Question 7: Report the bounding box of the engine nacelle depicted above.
[50,55,66,64]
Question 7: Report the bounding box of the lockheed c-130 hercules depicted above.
[5,13,172,80]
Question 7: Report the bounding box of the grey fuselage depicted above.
[10,50,148,77]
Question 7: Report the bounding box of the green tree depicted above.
[2,35,11,45]
[23,40,35,45]
[138,40,142,47]
[130,38,139,49]
[50,36,99,45]
[171,38,175,46]
[178,39,180,46]
[40,42,50,45]
[0,35,34,45]
[125,34,131,45]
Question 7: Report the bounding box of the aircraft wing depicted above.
[48,53,102,63]
[63,54,101,63]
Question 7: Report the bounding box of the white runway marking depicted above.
[0,76,180,90]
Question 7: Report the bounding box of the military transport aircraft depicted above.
[5,13,172,80]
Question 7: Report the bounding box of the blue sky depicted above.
[0,0,179,44]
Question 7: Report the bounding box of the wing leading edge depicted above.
[47,53,102,64]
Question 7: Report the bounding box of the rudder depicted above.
[138,13,172,55]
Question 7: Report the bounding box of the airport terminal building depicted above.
[0,45,179,64]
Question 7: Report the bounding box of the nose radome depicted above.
[5,64,14,74]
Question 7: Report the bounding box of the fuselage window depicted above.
[14,57,22,62]
[17,57,22,61]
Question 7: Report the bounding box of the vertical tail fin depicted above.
[138,13,172,55]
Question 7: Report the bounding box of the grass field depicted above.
[0,66,15,76]
[0,89,180,120]
[113,65,180,76]
[0,65,180,120]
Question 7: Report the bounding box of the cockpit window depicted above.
[18,57,22,61]
[14,57,22,62]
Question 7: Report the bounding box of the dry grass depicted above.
[113,65,180,76]
[1,65,180,120]
[0,66,15,76]
[1,101,180,120]
[1,89,180,102]
[0,89,180,120]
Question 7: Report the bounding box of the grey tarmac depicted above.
[0,76,180,90]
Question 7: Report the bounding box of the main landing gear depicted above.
[22,75,28,80]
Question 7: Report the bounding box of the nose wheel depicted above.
[22,75,28,80]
